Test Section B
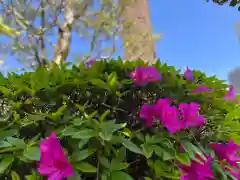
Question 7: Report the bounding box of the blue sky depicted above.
[1,0,240,81]
[149,0,240,81]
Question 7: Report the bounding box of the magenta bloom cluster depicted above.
[140,99,205,134]
[36,66,240,180]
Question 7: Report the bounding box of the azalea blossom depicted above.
[224,85,238,103]
[140,99,205,133]
[139,104,157,127]
[160,105,186,134]
[180,155,215,180]
[179,103,206,128]
[179,144,185,152]
[37,132,74,180]
[156,98,172,108]
[184,67,193,81]
[140,98,173,127]
[211,140,240,168]
[192,84,213,94]
[86,59,95,67]
[130,66,161,85]
[226,167,240,179]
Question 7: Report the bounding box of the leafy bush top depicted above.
[0,58,240,180]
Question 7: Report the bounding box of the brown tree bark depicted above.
[121,0,156,64]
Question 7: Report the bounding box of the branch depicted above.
[53,0,74,65]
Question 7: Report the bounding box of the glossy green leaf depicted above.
[0,130,17,141]
[11,171,20,180]
[122,139,143,155]
[23,146,40,161]
[0,156,14,174]
[67,173,82,180]
[0,140,13,148]
[110,159,129,171]
[72,148,96,162]
[176,153,190,165]
[7,137,25,148]
[99,156,111,169]
[109,171,133,180]
[75,162,97,173]
[72,129,98,140]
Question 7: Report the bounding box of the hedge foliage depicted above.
[0,58,240,180]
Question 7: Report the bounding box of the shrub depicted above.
[0,58,239,179]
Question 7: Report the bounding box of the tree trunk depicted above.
[228,68,240,92]
[121,0,156,64]
[53,0,74,65]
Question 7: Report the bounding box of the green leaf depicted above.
[101,174,108,180]
[11,171,20,180]
[0,156,14,174]
[72,148,96,162]
[7,137,25,148]
[116,147,126,162]
[72,129,98,140]
[78,140,88,149]
[0,130,17,141]
[62,126,79,136]
[181,141,206,161]
[144,178,152,180]
[176,153,190,165]
[100,110,111,122]
[99,156,111,169]
[90,78,109,90]
[67,173,81,180]
[122,139,143,155]
[0,140,13,148]
[23,146,40,161]
[100,120,124,133]
[75,162,97,173]
[153,160,180,179]
[51,104,67,120]
[25,170,40,180]
[110,159,129,171]
[230,0,238,6]
[141,144,154,158]
[107,72,118,89]
[162,148,176,161]
[109,171,133,180]
[0,86,12,96]
[72,118,85,126]
[74,104,85,112]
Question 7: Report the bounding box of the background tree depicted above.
[228,68,240,92]
[207,0,240,10]
[0,0,129,68]
[121,0,157,64]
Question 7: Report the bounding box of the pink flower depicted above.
[226,167,240,179]
[37,132,74,180]
[179,103,206,128]
[130,66,161,85]
[160,105,186,134]
[86,59,95,67]
[224,85,237,101]
[184,67,193,81]
[140,104,156,127]
[193,84,213,94]
[180,155,215,180]
[211,140,240,168]
[156,98,172,107]
[140,98,172,128]
[179,144,185,152]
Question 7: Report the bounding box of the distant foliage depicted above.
[0,58,240,179]
[208,0,240,10]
